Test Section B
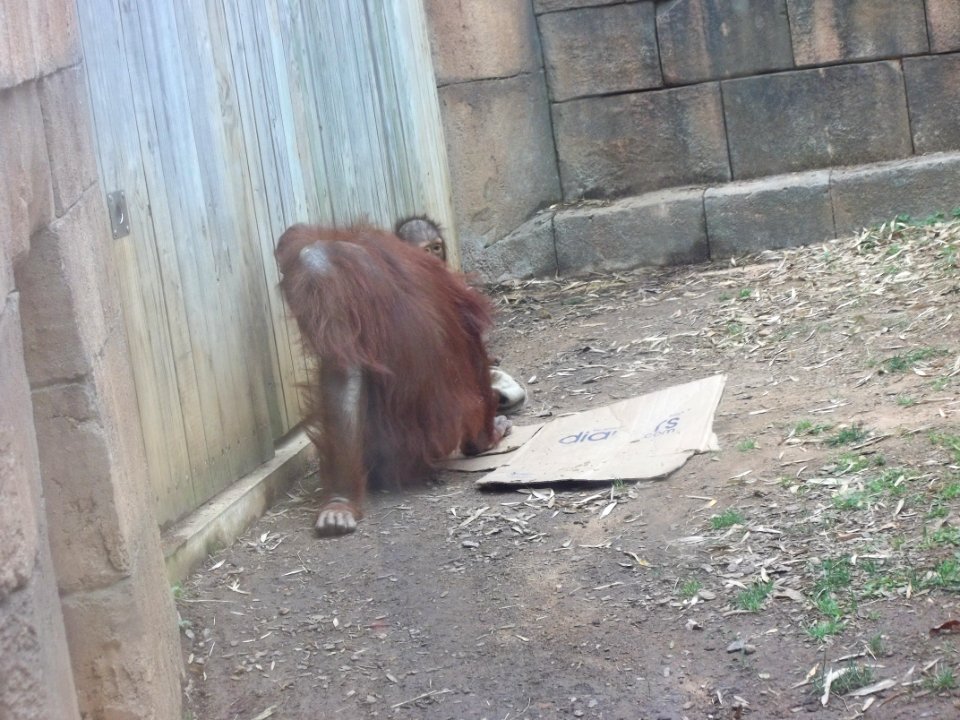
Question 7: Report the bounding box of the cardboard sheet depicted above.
[445,374,726,487]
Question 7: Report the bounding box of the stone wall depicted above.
[0,1,181,718]
[425,0,960,280]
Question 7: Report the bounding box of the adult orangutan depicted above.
[275,224,511,536]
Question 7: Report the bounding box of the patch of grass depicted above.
[922,555,960,589]
[679,579,702,599]
[931,432,960,463]
[736,581,773,612]
[825,663,875,696]
[923,525,960,548]
[726,321,744,336]
[832,491,865,511]
[736,438,757,452]
[867,634,887,658]
[866,469,910,497]
[941,481,960,500]
[883,348,943,373]
[792,419,832,436]
[738,288,753,300]
[932,377,951,391]
[827,425,868,447]
[816,557,853,594]
[815,593,843,620]
[829,453,871,475]
[718,292,732,302]
[896,395,916,407]
[711,509,745,530]
[927,504,950,519]
[171,583,185,600]
[925,666,958,692]
[807,619,844,642]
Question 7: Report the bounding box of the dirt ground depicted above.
[179,218,960,720]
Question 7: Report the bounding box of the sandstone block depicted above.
[787,0,928,65]
[927,0,960,52]
[60,541,181,720]
[439,72,560,266]
[553,83,729,200]
[425,0,540,85]
[723,61,911,180]
[30,382,133,592]
[555,189,708,274]
[534,0,621,13]
[904,55,960,154]
[466,212,558,283]
[0,563,81,720]
[32,0,81,76]
[39,66,98,216]
[0,297,39,600]
[0,2,38,87]
[539,3,660,102]
[657,0,793,84]
[705,171,833,258]
[831,153,960,234]
[17,190,111,386]
[0,84,54,265]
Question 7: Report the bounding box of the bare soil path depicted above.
[180,219,960,719]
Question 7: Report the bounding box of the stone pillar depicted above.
[0,1,182,718]
[423,0,562,280]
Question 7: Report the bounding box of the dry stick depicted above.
[391,688,452,709]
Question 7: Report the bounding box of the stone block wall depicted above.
[425,0,960,280]
[0,1,181,718]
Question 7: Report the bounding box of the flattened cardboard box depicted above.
[447,375,726,486]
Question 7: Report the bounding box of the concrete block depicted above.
[787,0,928,65]
[30,381,134,592]
[0,563,81,720]
[39,66,98,216]
[465,212,559,283]
[553,83,729,200]
[723,61,911,180]
[439,72,560,266]
[831,153,960,234]
[425,0,540,85]
[60,539,181,720]
[927,0,960,53]
[0,296,39,600]
[657,0,793,84]
[534,0,621,13]
[32,0,81,76]
[705,170,834,258]
[904,54,960,154]
[0,84,54,266]
[0,3,38,87]
[555,188,708,274]
[17,191,110,386]
[539,3,660,102]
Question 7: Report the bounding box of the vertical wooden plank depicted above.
[385,0,461,266]
[240,0,312,417]
[275,0,334,226]
[216,0,306,430]
[76,0,193,524]
[171,0,285,449]
[122,0,246,505]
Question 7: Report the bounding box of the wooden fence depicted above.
[78,0,454,527]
